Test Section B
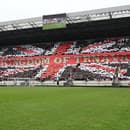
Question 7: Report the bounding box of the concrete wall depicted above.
[0,80,130,87]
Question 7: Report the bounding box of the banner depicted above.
[0,51,130,68]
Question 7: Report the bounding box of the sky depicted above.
[0,0,130,22]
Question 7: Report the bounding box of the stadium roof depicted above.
[0,5,130,46]
[0,5,130,31]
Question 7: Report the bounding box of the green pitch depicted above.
[0,87,130,130]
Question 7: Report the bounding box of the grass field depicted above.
[0,87,130,130]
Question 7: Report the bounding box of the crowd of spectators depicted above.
[0,37,130,81]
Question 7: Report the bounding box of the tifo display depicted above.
[0,37,130,81]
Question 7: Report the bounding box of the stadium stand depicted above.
[0,5,130,86]
[0,37,130,83]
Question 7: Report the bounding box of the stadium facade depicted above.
[0,5,130,86]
